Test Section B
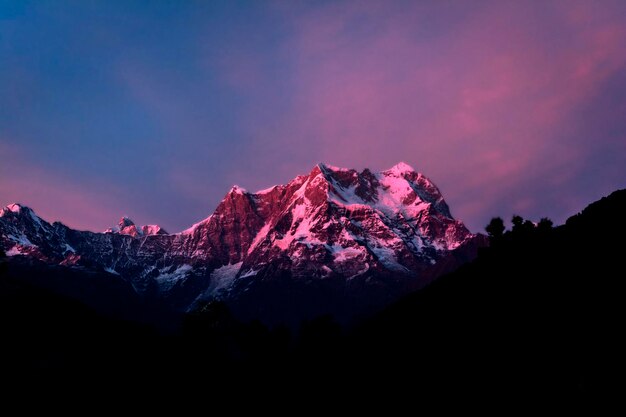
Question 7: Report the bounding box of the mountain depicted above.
[105,216,168,237]
[0,163,485,325]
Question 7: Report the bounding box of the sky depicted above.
[1,0,625,233]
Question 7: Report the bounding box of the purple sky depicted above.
[1,0,625,233]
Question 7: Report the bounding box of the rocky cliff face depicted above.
[0,163,485,324]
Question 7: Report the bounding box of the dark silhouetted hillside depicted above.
[345,189,626,398]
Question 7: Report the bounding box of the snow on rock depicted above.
[5,235,38,257]
[7,203,23,213]
[216,161,474,280]
[1,203,39,219]
[6,246,24,256]
[105,217,168,236]
[318,162,351,172]
[180,215,212,235]
[141,225,168,235]
[329,244,365,262]
[210,262,243,291]
[0,161,481,320]
[273,201,325,250]
[369,243,409,272]
[254,185,278,195]
[155,264,194,292]
[384,161,416,176]
[186,262,243,311]
[240,269,259,278]
[119,216,134,228]
[248,223,271,255]
[230,185,248,195]
[8,233,35,247]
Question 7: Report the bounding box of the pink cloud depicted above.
[5,2,624,234]
[0,141,142,231]
[232,0,626,230]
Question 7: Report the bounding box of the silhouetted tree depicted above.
[511,215,524,233]
[298,315,342,355]
[523,219,535,231]
[485,217,505,243]
[537,217,553,233]
[511,215,535,236]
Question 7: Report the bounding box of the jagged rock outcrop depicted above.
[0,163,486,324]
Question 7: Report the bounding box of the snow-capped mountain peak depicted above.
[1,203,45,226]
[230,185,248,195]
[119,216,135,228]
[384,161,416,176]
[141,225,168,236]
[105,216,167,236]
[1,203,36,217]
[6,203,25,214]
[0,162,485,325]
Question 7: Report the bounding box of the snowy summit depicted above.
[0,163,485,324]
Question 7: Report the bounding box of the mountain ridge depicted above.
[0,162,485,324]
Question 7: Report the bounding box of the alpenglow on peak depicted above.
[0,162,484,325]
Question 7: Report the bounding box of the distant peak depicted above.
[311,162,418,180]
[308,164,334,184]
[7,203,24,213]
[384,162,416,175]
[5,203,34,213]
[1,203,35,217]
[254,185,278,195]
[309,163,353,184]
[119,216,135,228]
[317,163,351,173]
[230,185,248,195]
[316,162,330,172]
[104,216,166,236]
[142,224,168,235]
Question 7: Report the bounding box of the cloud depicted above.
[2,1,625,233]
[229,0,626,231]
